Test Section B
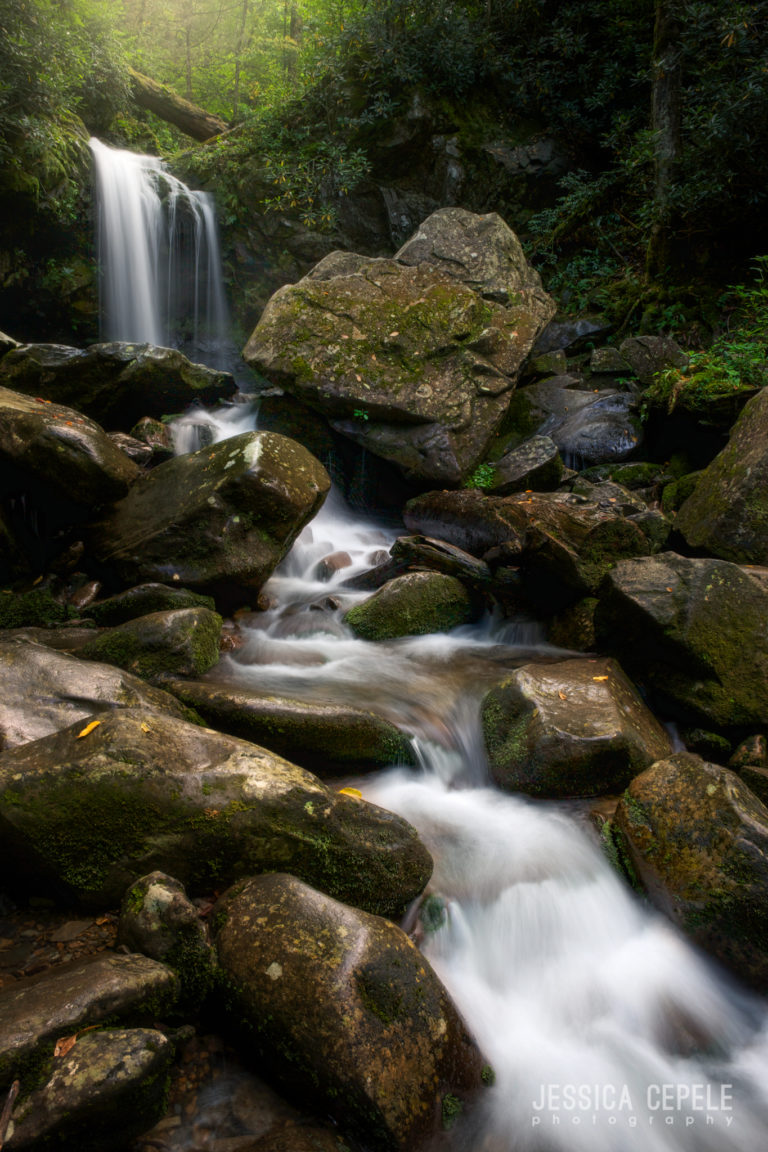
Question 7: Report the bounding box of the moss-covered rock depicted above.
[676,387,768,563]
[617,335,689,384]
[243,209,554,488]
[0,342,236,430]
[4,1028,173,1151]
[0,952,178,1092]
[0,386,139,508]
[162,680,414,773]
[213,872,487,1152]
[80,607,222,681]
[613,752,768,989]
[595,552,768,729]
[88,583,216,627]
[92,431,330,612]
[481,657,671,798]
[0,636,193,750]
[0,708,432,915]
[344,571,477,641]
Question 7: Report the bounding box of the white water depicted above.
[188,406,768,1149]
[90,138,229,362]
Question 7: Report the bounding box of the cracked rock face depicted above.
[243,209,554,488]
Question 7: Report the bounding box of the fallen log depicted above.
[129,67,227,142]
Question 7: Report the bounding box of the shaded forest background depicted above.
[2,0,768,348]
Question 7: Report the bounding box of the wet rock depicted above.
[0,342,236,429]
[547,597,598,651]
[549,391,643,466]
[489,434,563,494]
[740,766,768,805]
[676,387,768,564]
[0,637,191,750]
[0,331,19,359]
[213,873,487,1152]
[129,416,174,465]
[79,606,223,681]
[344,571,478,641]
[529,350,567,377]
[0,952,177,1088]
[88,583,216,626]
[117,872,215,1002]
[0,387,139,508]
[161,680,415,773]
[4,1028,173,1151]
[680,727,731,763]
[618,335,688,384]
[389,534,492,584]
[243,210,554,488]
[481,657,671,798]
[314,550,352,581]
[0,708,432,915]
[249,1128,353,1152]
[108,431,153,465]
[92,432,330,612]
[595,552,768,729]
[613,752,768,988]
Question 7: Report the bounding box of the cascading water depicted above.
[89,137,229,364]
[190,447,768,1151]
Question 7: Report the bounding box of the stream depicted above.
[172,403,768,1151]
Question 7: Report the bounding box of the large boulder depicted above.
[0,952,178,1090]
[344,571,478,641]
[0,637,193,750]
[595,552,768,729]
[0,342,236,429]
[92,431,330,612]
[243,210,554,487]
[613,753,768,988]
[489,434,563,494]
[548,391,643,466]
[214,872,487,1151]
[79,606,223,681]
[0,708,432,914]
[481,657,671,798]
[0,387,139,509]
[162,680,414,773]
[676,387,768,563]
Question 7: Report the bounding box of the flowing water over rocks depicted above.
[180,406,768,1151]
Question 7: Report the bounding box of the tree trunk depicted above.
[646,0,682,279]
[129,68,228,141]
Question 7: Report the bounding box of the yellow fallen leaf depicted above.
[558,691,567,700]
[339,787,362,799]
[32,575,43,586]
[54,1035,77,1058]
[76,720,101,739]
[592,675,610,682]
[140,723,150,733]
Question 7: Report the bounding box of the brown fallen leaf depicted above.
[54,1035,77,1059]
[558,691,567,700]
[76,720,101,739]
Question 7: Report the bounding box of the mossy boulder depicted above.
[87,583,216,627]
[80,607,222,681]
[4,1028,173,1151]
[0,953,178,1092]
[0,708,432,915]
[613,752,768,988]
[0,342,236,430]
[676,387,768,564]
[481,657,671,798]
[213,872,487,1152]
[595,552,768,729]
[617,335,689,384]
[0,386,139,509]
[162,680,414,773]
[0,637,192,750]
[243,210,554,488]
[92,431,330,612]
[344,571,478,641]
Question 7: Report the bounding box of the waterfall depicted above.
[89,137,229,362]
